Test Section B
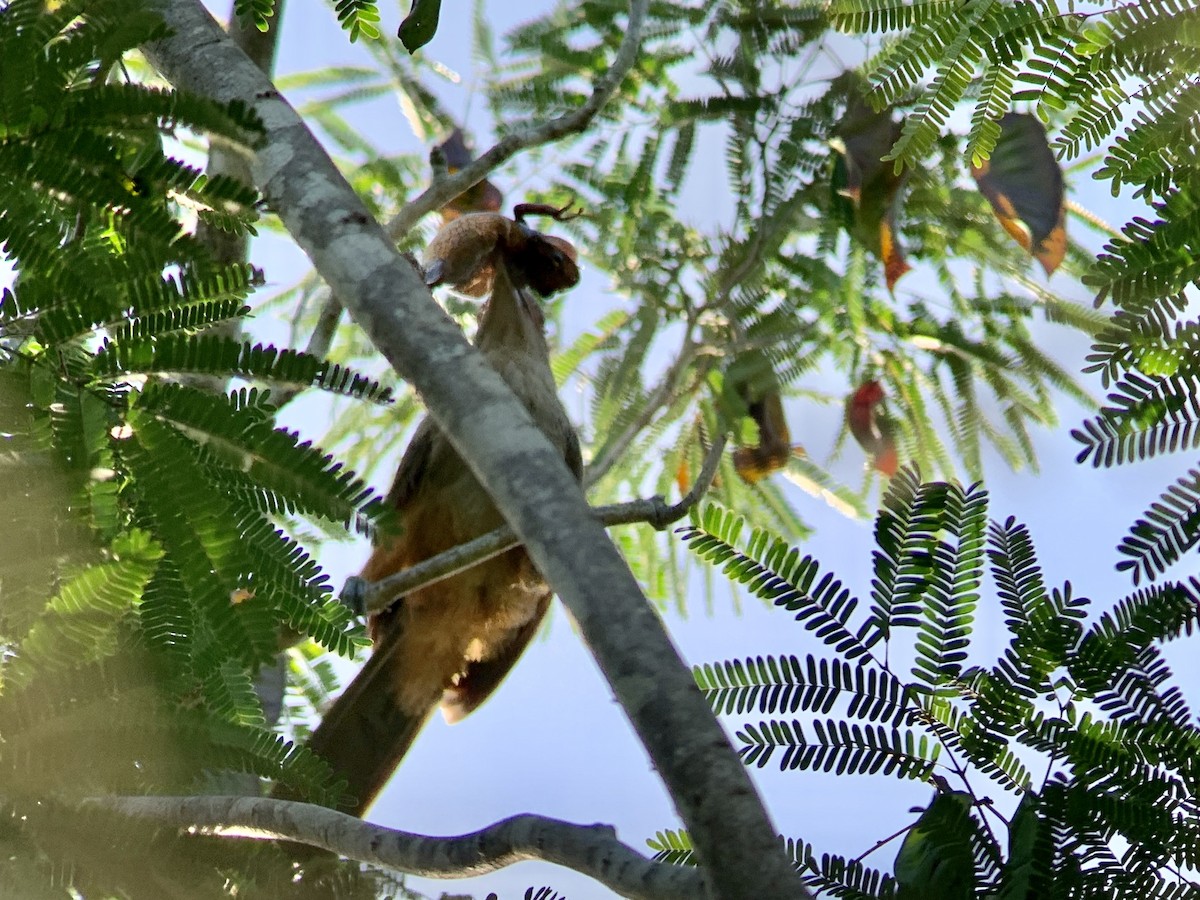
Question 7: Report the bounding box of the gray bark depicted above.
[97,795,709,900]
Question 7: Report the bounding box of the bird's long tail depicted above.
[303,623,435,816]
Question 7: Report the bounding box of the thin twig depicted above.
[384,0,650,242]
[92,795,707,900]
[303,290,344,360]
[850,821,914,865]
[294,0,649,405]
[270,283,343,410]
[344,433,728,617]
[651,428,727,521]
[1065,197,1122,240]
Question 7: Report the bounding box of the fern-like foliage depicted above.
[831,0,1200,182]
[1073,358,1200,580]
[0,5,396,895]
[234,0,381,41]
[282,0,1104,611]
[1113,470,1200,585]
[329,0,382,42]
[235,0,278,32]
[831,0,1200,584]
[676,470,1200,896]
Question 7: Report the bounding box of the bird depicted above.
[304,224,582,816]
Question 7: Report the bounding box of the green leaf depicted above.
[398,0,440,52]
[894,791,979,900]
[8,529,163,689]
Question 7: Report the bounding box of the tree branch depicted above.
[195,0,285,268]
[301,285,343,361]
[584,329,700,489]
[342,434,728,617]
[92,795,708,900]
[302,0,652,375]
[383,1,648,242]
[141,4,808,897]
[196,0,289,738]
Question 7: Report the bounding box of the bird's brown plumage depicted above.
[306,258,582,815]
[421,206,580,299]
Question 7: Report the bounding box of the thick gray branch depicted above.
[142,5,807,897]
[94,796,707,900]
[195,1,283,268]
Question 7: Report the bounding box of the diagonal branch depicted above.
[141,4,808,897]
[383,1,648,241]
[343,434,728,617]
[92,795,708,900]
